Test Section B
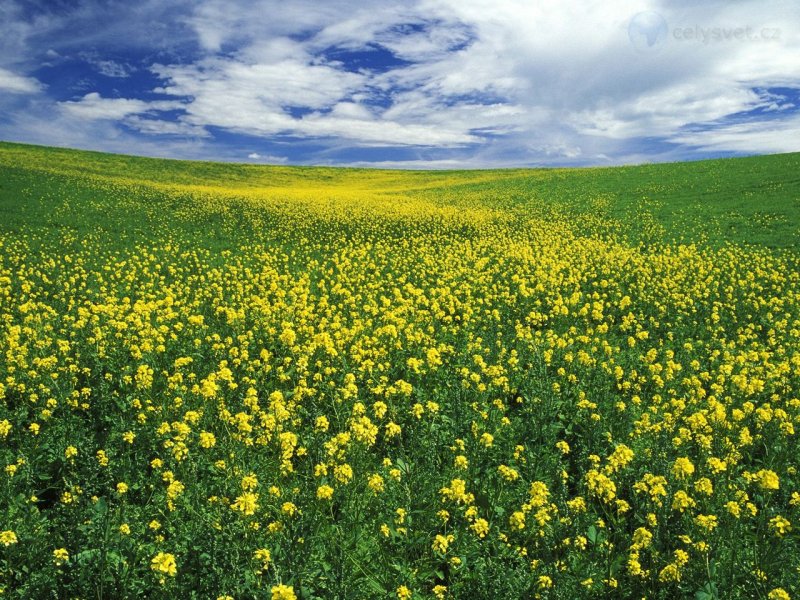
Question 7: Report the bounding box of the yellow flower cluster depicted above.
[0,144,798,597]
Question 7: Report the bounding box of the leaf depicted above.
[695,582,719,600]
[76,549,101,566]
[367,580,387,595]
[93,497,108,517]
[587,525,597,544]
[106,551,123,568]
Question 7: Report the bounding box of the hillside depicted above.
[1,141,799,248]
[0,141,798,599]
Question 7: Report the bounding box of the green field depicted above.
[0,141,799,599]
[2,142,800,249]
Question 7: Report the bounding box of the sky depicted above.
[0,0,799,168]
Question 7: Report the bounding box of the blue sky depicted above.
[0,0,798,168]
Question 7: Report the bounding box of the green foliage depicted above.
[0,142,798,599]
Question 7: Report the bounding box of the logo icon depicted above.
[628,11,668,52]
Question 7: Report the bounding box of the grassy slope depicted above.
[1,140,799,248]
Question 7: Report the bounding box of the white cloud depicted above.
[94,59,133,78]
[152,50,481,145]
[1,0,799,164]
[146,0,799,159]
[0,67,41,93]
[247,152,288,162]
[60,92,181,121]
[671,113,800,154]
[124,115,209,137]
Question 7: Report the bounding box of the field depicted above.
[0,140,799,599]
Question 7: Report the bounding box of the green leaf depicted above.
[367,580,387,595]
[76,549,101,566]
[587,525,597,544]
[93,497,108,517]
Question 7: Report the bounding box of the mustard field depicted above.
[0,142,799,599]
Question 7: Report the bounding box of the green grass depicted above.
[0,141,799,599]
[1,141,799,248]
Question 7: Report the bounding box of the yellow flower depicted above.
[769,515,792,536]
[367,473,385,493]
[768,589,791,600]
[672,457,695,480]
[631,527,652,550]
[241,474,259,491]
[150,552,177,577]
[122,431,135,444]
[586,469,616,503]
[498,465,519,481]
[119,523,131,535]
[385,422,402,438]
[231,492,259,516]
[64,446,78,459]
[754,469,780,490]
[281,502,299,517]
[671,490,696,512]
[1,530,19,546]
[432,534,453,554]
[333,464,353,484]
[725,501,741,518]
[433,585,447,600]
[316,485,334,501]
[694,514,718,531]
[116,482,128,495]
[694,478,713,496]
[254,548,271,570]
[53,548,69,566]
[567,497,587,513]
[470,518,489,538]
[509,511,526,531]
[606,444,634,472]
[271,584,297,600]
[199,431,216,448]
[440,479,471,504]
[397,585,412,600]
[658,563,681,583]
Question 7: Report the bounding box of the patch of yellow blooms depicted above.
[0,153,798,598]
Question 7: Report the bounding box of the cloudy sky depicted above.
[0,0,798,167]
